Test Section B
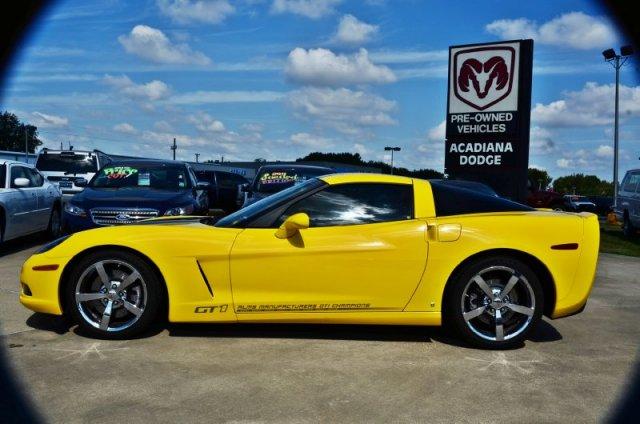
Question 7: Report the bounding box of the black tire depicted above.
[64,249,164,339]
[47,206,62,239]
[445,256,544,349]
[622,214,636,239]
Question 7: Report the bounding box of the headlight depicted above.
[164,204,195,216]
[64,203,86,217]
[35,235,71,254]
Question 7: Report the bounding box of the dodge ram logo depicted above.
[453,46,515,111]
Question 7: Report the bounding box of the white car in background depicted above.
[35,149,111,199]
[0,160,62,243]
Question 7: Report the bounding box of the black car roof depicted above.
[257,164,333,172]
[104,159,187,167]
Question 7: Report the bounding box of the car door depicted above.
[229,182,428,314]
[27,167,52,229]
[7,165,39,237]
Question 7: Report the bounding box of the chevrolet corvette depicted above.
[19,173,599,348]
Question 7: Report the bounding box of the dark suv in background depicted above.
[241,164,333,207]
[63,159,209,232]
[616,168,640,237]
[195,169,248,213]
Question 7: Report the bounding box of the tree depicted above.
[552,174,613,196]
[0,111,43,153]
[527,168,552,190]
[296,151,443,179]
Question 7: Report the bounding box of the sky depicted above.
[0,0,638,180]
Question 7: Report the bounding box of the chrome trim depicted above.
[90,207,159,226]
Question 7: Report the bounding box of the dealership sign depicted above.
[445,39,533,200]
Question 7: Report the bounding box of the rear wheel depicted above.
[65,250,163,339]
[446,256,543,349]
[623,214,636,238]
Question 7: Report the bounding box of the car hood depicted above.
[70,187,193,210]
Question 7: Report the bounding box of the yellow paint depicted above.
[19,173,599,326]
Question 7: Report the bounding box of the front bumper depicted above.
[63,211,98,233]
[19,254,66,315]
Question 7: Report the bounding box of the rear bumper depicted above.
[19,254,65,315]
[552,213,600,318]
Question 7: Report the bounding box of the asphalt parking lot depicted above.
[1,236,639,423]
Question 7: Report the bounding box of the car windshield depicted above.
[90,164,190,191]
[215,178,324,228]
[35,152,97,173]
[254,167,331,194]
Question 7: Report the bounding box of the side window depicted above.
[275,183,414,227]
[28,168,44,186]
[623,172,640,193]
[0,164,6,189]
[217,173,238,189]
[10,166,32,188]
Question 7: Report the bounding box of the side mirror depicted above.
[275,213,309,239]
[196,181,210,190]
[13,177,30,188]
[75,178,88,187]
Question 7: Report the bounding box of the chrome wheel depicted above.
[461,266,535,342]
[75,260,147,332]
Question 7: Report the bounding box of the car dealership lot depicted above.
[1,239,639,423]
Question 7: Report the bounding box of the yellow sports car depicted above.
[19,173,599,348]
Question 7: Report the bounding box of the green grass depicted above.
[599,222,640,257]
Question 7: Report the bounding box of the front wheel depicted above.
[64,250,163,339]
[446,256,544,349]
[47,206,62,239]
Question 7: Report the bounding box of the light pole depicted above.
[195,153,200,163]
[602,45,634,208]
[384,146,401,175]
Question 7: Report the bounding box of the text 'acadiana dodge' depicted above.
[449,141,513,165]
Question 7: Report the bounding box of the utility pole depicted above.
[195,153,200,163]
[384,146,401,175]
[602,45,633,208]
[171,137,177,160]
[24,127,28,162]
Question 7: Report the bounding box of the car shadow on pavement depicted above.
[0,233,47,258]
[166,318,563,348]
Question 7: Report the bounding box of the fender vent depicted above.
[196,260,214,298]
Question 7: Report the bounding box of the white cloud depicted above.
[31,112,69,128]
[154,120,174,132]
[118,25,211,65]
[169,90,285,104]
[427,120,446,142]
[532,82,640,127]
[271,0,341,19]
[353,143,369,156]
[113,123,137,134]
[242,122,264,132]
[103,75,172,101]
[556,158,572,169]
[334,14,378,45]
[289,132,334,149]
[285,48,396,86]
[189,112,226,132]
[530,126,556,155]
[287,87,396,135]
[157,0,234,25]
[596,144,614,158]
[486,12,617,50]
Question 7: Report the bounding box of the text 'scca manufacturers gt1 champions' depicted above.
[20,173,599,348]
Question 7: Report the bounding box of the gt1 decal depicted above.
[236,303,373,313]
[194,305,228,313]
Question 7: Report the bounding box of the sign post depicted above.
[445,39,533,201]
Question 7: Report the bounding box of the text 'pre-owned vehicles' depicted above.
[1,160,62,243]
[195,169,248,213]
[35,149,111,199]
[20,173,600,349]
[241,164,333,207]
[62,160,209,232]
[615,168,640,237]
